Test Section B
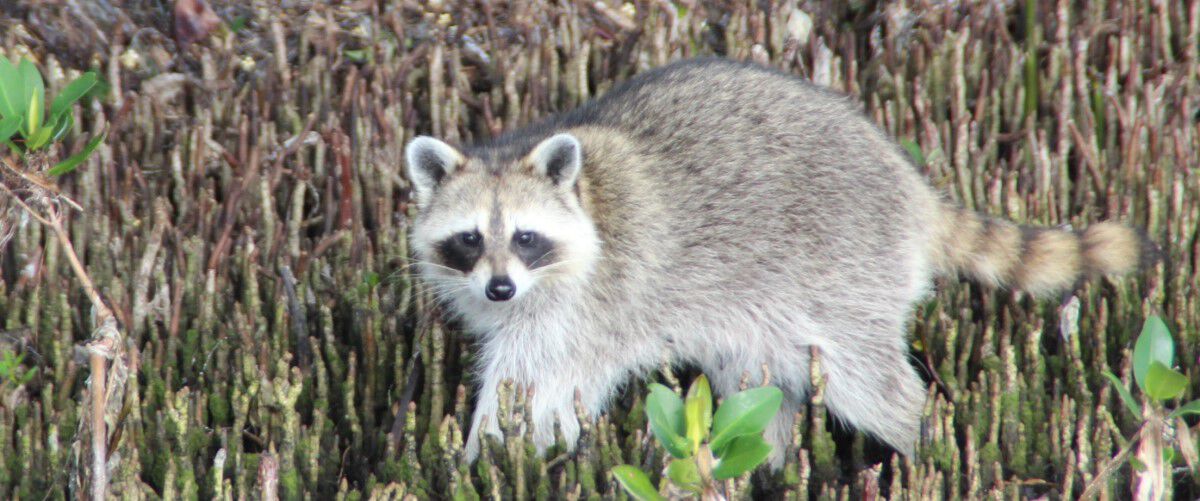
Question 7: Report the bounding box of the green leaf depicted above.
[645,383,690,458]
[712,435,772,480]
[229,16,249,33]
[90,77,111,103]
[1133,316,1174,392]
[49,72,97,123]
[1144,362,1188,401]
[50,113,73,143]
[2,138,20,155]
[24,121,52,151]
[611,465,664,501]
[0,115,20,142]
[685,375,712,454]
[666,458,701,492]
[0,58,22,119]
[1129,457,1146,472]
[26,91,42,138]
[48,130,106,176]
[1168,400,1200,419]
[18,59,43,135]
[709,386,783,455]
[0,351,17,373]
[900,138,925,167]
[1103,371,1142,417]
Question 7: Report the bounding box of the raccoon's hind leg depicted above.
[763,399,803,468]
[819,338,926,456]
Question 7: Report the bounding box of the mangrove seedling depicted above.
[1085,316,1200,498]
[613,375,783,500]
[0,56,103,174]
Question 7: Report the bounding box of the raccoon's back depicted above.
[570,59,940,312]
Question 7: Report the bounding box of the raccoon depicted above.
[403,58,1152,464]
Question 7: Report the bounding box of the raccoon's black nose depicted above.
[485,276,515,301]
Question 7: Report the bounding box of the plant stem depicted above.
[89,348,107,500]
[49,217,113,325]
[696,444,727,501]
[1079,423,1149,499]
[50,213,121,501]
[4,159,122,499]
[1134,412,1168,500]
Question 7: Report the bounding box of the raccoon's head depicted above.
[404,133,601,307]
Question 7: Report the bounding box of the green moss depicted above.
[208,390,231,425]
[281,469,302,501]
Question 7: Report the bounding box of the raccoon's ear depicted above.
[528,133,582,188]
[405,136,464,202]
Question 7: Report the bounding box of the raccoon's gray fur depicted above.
[403,58,1151,464]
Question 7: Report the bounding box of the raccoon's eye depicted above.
[458,231,482,247]
[514,231,537,248]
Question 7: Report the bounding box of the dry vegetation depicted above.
[0,0,1197,499]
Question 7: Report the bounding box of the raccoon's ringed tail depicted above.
[931,205,1150,295]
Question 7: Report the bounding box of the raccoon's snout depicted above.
[485,276,516,301]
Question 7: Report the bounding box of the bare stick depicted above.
[0,183,53,226]
[1079,423,1149,499]
[259,452,279,501]
[46,212,112,323]
[49,208,121,501]
[4,160,121,500]
[88,345,107,500]
[0,158,84,211]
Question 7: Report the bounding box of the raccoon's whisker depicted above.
[428,291,466,304]
[407,260,465,275]
[426,284,474,303]
[427,285,469,297]
[423,279,472,295]
[393,261,424,272]
[530,258,590,275]
[421,274,469,284]
[526,252,557,270]
[426,281,472,293]
[529,263,570,275]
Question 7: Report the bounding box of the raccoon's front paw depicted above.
[465,407,503,462]
[464,400,584,461]
[530,405,581,455]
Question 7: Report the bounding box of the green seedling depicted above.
[613,375,783,500]
[1087,315,1200,498]
[1104,316,1199,420]
[0,57,104,175]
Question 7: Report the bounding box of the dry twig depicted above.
[1,156,122,501]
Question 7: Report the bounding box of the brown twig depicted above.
[3,157,121,501]
[48,212,112,325]
[279,265,311,369]
[87,340,108,500]
[51,208,121,501]
[0,183,54,226]
[1079,422,1150,499]
[0,159,84,211]
[259,452,279,501]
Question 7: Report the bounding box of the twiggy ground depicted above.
[0,0,1197,499]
